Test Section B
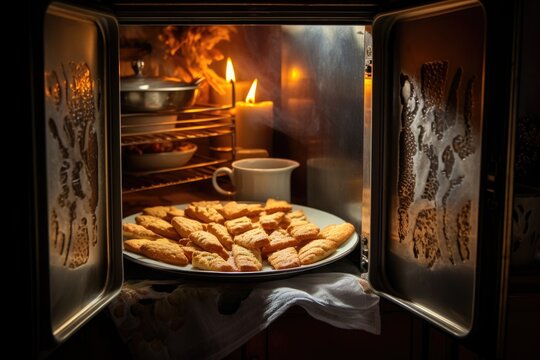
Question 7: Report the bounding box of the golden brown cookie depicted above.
[124,238,179,254]
[262,229,300,255]
[171,216,205,238]
[135,215,180,240]
[288,222,320,241]
[320,223,355,246]
[124,239,154,254]
[190,200,224,210]
[123,223,161,240]
[142,206,174,220]
[139,241,188,266]
[264,198,293,214]
[259,211,285,230]
[232,244,263,271]
[224,216,254,235]
[234,227,270,249]
[206,222,234,250]
[220,201,250,220]
[164,207,185,222]
[185,205,225,224]
[188,230,229,259]
[192,251,235,272]
[245,203,265,217]
[179,240,203,262]
[298,239,338,265]
[282,209,307,228]
[286,219,310,230]
[178,238,190,246]
[268,247,301,270]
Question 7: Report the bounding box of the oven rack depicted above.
[122,154,230,194]
[121,112,234,146]
[121,105,236,194]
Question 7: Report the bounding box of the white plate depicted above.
[123,203,359,279]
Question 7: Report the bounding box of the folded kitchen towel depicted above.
[109,272,380,360]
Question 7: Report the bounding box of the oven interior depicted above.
[119,24,369,247]
[41,1,539,354]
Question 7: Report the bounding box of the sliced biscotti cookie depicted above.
[262,228,300,255]
[123,239,155,254]
[288,221,320,242]
[135,215,180,240]
[192,251,235,272]
[264,198,292,214]
[139,241,189,266]
[125,237,180,254]
[245,203,265,217]
[171,216,205,238]
[188,230,229,260]
[232,244,263,271]
[268,247,300,270]
[206,222,234,250]
[281,209,307,228]
[190,200,224,210]
[259,211,285,230]
[298,239,338,265]
[179,240,203,262]
[285,218,310,230]
[319,223,355,246]
[224,216,254,235]
[123,223,162,240]
[164,207,185,222]
[185,205,225,224]
[234,227,270,250]
[220,201,250,220]
[142,206,174,220]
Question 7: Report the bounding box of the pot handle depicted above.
[191,77,205,87]
[212,167,235,196]
[131,60,145,76]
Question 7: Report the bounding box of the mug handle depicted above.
[212,167,235,196]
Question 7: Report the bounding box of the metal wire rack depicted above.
[121,107,235,193]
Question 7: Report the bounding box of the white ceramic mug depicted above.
[212,158,299,202]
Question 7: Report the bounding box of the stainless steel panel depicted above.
[44,2,122,343]
[367,0,485,336]
[276,25,365,229]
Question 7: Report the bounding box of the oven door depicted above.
[366,0,515,356]
[33,1,122,356]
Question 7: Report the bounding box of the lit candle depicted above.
[210,57,251,106]
[234,79,274,152]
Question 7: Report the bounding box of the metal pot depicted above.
[121,60,203,113]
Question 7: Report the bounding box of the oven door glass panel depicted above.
[44,2,122,343]
[367,0,485,336]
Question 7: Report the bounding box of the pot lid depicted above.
[121,60,201,92]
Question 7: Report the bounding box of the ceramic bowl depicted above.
[125,142,197,172]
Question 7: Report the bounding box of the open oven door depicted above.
[365,0,516,357]
[30,1,122,357]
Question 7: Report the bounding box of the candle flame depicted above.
[226,57,236,82]
[246,79,258,104]
[290,67,302,81]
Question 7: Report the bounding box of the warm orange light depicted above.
[226,57,236,82]
[245,79,258,104]
[290,67,302,81]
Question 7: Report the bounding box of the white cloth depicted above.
[109,272,380,360]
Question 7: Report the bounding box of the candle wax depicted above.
[234,100,274,152]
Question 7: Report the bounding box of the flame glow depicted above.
[290,67,302,81]
[226,57,236,82]
[245,79,258,104]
